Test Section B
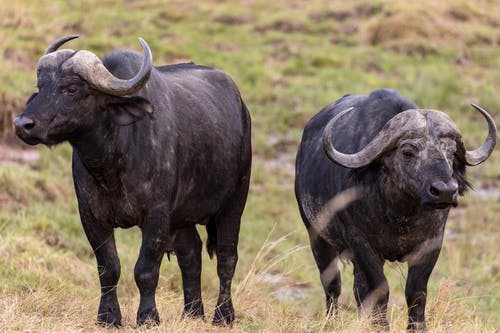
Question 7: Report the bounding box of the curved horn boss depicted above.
[322,107,427,168]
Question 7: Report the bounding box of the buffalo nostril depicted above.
[14,116,35,131]
[428,180,459,203]
[24,121,35,130]
[429,185,440,197]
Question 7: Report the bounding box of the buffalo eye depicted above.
[401,147,418,159]
[402,150,415,158]
[399,142,419,160]
[62,85,79,95]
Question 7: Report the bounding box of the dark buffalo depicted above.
[295,89,496,330]
[14,35,251,327]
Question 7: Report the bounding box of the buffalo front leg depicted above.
[173,227,204,319]
[134,208,170,326]
[81,221,122,327]
[405,240,442,331]
[352,261,390,329]
[350,240,390,330]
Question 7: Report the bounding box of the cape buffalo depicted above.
[14,35,251,327]
[295,89,496,330]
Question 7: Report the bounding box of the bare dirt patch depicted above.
[255,20,311,34]
[261,271,312,301]
[212,13,254,25]
[309,3,382,23]
[262,132,298,177]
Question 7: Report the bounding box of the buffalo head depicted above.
[14,35,153,146]
[323,105,496,208]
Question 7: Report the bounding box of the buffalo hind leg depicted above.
[135,207,170,326]
[308,230,342,315]
[173,227,204,319]
[81,222,122,327]
[212,221,239,326]
[212,178,249,326]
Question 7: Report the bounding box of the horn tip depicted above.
[470,103,487,112]
[62,34,80,42]
[138,37,152,62]
[138,37,148,47]
[44,34,80,55]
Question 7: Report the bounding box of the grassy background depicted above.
[0,1,499,332]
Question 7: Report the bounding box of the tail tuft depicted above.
[206,221,217,259]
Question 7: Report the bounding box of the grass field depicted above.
[0,1,499,332]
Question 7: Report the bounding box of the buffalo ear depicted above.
[109,96,153,126]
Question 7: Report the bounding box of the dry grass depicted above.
[364,0,499,55]
[0,226,497,332]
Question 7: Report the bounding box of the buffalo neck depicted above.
[69,119,127,192]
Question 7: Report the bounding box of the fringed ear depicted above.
[454,142,471,195]
[108,96,153,126]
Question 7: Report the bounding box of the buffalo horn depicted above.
[62,38,153,96]
[44,35,80,54]
[322,107,426,168]
[462,104,497,166]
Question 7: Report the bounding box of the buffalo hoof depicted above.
[182,303,205,320]
[137,307,160,327]
[97,304,122,327]
[407,321,426,331]
[212,302,234,326]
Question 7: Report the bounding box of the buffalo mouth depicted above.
[15,130,62,147]
[421,200,457,210]
[19,136,42,146]
[15,129,42,146]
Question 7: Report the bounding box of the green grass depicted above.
[0,0,499,331]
